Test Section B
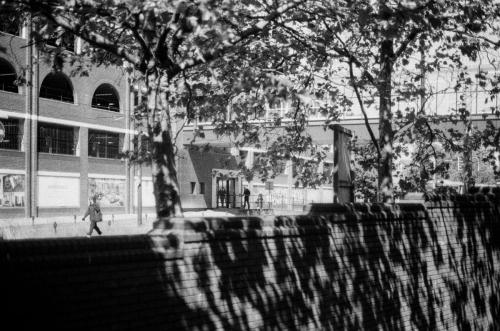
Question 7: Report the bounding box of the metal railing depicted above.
[0,81,18,93]
[215,193,311,212]
[39,85,74,103]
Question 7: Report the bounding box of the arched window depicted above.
[0,58,18,93]
[39,72,74,103]
[92,83,120,112]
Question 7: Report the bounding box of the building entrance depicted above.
[216,178,236,208]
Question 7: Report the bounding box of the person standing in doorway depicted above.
[219,186,226,208]
[257,193,264,214]
[243,187,251,210]
[82,195,103,237]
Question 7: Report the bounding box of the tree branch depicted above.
[393,28,422,60]
[25,1,142,67]
[176,1,302,74]
[348,59,381,158]
[122,14,153,63]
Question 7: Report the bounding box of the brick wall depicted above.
[1,193,499,330]
[1,32,130,217]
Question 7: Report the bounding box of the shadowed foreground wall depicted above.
[1,194,499,330]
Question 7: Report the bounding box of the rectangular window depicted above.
[88,130,120,159]
[199,182,205,194]
[275,160,287,175]
[190,182,196,194]
[38,123,75,155]
[0,118,22,150]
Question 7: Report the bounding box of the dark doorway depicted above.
[216,178,236,208]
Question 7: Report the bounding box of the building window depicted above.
[199,182,205,194]
[88,130,120,159]
[39,72,74,103]
[0,58,18,93]
[275,160,287,175]
[92,83,120,112]
[190,182,196,194]
[0,118,22,150]
[38,123,75,155]
[0,16,20,36]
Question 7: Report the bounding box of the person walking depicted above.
[82,195,103,237]
[243,187,251,210]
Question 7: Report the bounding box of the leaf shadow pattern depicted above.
[1,193,500,330]
[185,197,500,330]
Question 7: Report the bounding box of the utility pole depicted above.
[137,131,142,226]
[136,79,143,226]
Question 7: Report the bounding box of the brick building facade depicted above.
[0,22,340,219]
[0,23,139,218]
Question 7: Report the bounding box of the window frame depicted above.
[39,72,74,104]
[92,83,120,112]
[88,130,120,159]
[0,118,22,150]
[38,123,75,155]
[0,58,19,93]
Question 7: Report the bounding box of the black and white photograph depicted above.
[0,0,500,329]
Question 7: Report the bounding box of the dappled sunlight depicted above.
[1,192,500,330]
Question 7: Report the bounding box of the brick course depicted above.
[1,194,499,330]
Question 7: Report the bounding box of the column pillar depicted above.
[79,127,89,213]
[25,17,39,218]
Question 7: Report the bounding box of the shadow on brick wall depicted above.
[1,193,500,330]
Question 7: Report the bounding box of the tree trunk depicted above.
[463,122,474,193]
[378,38,394,202]
[150,117,183,218]
[145,72,183,218]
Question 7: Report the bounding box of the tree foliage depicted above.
[269,0,500,200]
[3,0,500,214]
[2,0,320,217]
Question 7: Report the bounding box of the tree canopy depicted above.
[2,0,500,214]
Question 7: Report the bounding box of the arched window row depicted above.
[2,59,121,111]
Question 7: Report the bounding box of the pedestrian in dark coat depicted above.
[243,188,251,210]
[82,195,103,237]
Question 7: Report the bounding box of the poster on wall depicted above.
[134,179,155,207]
[89,178,125,207]
[0,174,25,207]
[38,176,80,207]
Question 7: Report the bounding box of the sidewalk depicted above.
[0,208,305,240]
[0,209,240,240]
[0,214,156,240]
